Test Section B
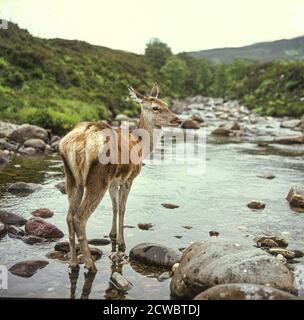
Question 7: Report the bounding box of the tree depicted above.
[160,56,189,97]
[145,38,172,70]
[196,60,213,95]
[212,64,229,97]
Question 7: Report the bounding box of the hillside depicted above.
[188,36,304,64]
[0,22,159,133]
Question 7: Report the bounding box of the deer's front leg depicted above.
[117,180,133,253]
[109,187,119,241]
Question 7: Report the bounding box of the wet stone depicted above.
[194,284,298,300]
[0,210,27,226]
[22,235,45,245]
[9,260,49,278]
[286,186,304,208]
[129,243,181,268]
[25,218,64,239]
[31,208,54,219]
[161,203,179,209]
[137,223,154,230]
[111,272,130,291]
[8,182,42,194]
[247,201,266,210]
[55,181,66,194]
[88,238,111,246]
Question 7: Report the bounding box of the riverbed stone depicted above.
[280,119,301,129]
[247,201,266,210]
[111,272,130,291]
[286,186,304,208]
[25,218,64,239]
[170,239,296,299]
[137,223,154,230]
[8,124,49,143]
[31,208,54,219]
[46,250,67,261]
[0,222,7,237]
[161,203,179,209]
[9,260,49,278]
[7,225,25,238]
[129,243,181,268]
[24,138,46,151]
[194,284,298,300]
[19,146,38,156]
[55,181,66,194]
[22,235,45,244]
[88,238,111,246]
[255,235,288,248]
[8,182,42,194]
[0,210,27,226]
[273,135,304,144]
[268,248,296,259]
[181,119,200,130]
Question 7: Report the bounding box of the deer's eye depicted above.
[152,106,159,112]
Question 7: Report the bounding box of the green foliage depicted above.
[161,57,189,97]
[0,22,304,134]
[145,38,172,70]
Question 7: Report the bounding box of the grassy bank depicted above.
[0,22,304,134]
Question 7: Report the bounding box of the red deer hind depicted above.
[59,83,180,272]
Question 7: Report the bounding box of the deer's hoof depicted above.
[109,251,128,265]
[84,263,97,273]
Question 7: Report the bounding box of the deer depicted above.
[59,83,181,272]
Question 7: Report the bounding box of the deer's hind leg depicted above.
[63,160,84,269]
[73,164,112,272]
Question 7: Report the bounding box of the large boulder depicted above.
[194,284,298,300]
[9,260,49,278]
[129,243,181,268]
[0,210,27,226]
[8,124,48,143]
[170,239,296,299]
[280,119,301,129]
[25,218,64,239]
[273,135,304,144]
[286,186,304,208]
[0,121,20,139]
[24,138,46,152]
[8,182,42,194]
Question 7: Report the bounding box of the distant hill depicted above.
[188,36,304,64]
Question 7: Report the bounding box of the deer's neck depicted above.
[138,111,162,157]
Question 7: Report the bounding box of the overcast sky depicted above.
[1,0,304,54]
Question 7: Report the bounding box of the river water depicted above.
[0,100,304,299]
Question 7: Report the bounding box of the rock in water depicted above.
[129,243,181,268]
[22,235,45,245]
[7,225,25,239]
[31,208,54,219]
[161,203,179,209]
[25,218,64,239]
[9,260,49,278]
[255,235,288,248]
[8,182,42,194]
[181,119,200,130]
[8,124,48,143]
[0,222,8,237]
[0,150,9,165]
[111,272,130,291]
[268,248,296,259]
[88,238,111,246]
[0,210,27,226]
[257,173,275,180]
[280,120,300,129]
[273,135,304,144]
[137,223,154,230]
[247,201,266,210]
[194,284,298,300]
[55,181,66,194]
[170,239,296,299]
[24,138,46,151]
[286,186,304,208]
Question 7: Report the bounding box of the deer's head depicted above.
[129,83,181,129]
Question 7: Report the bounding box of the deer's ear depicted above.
[150,82,159,98]
[128,87,144,103]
